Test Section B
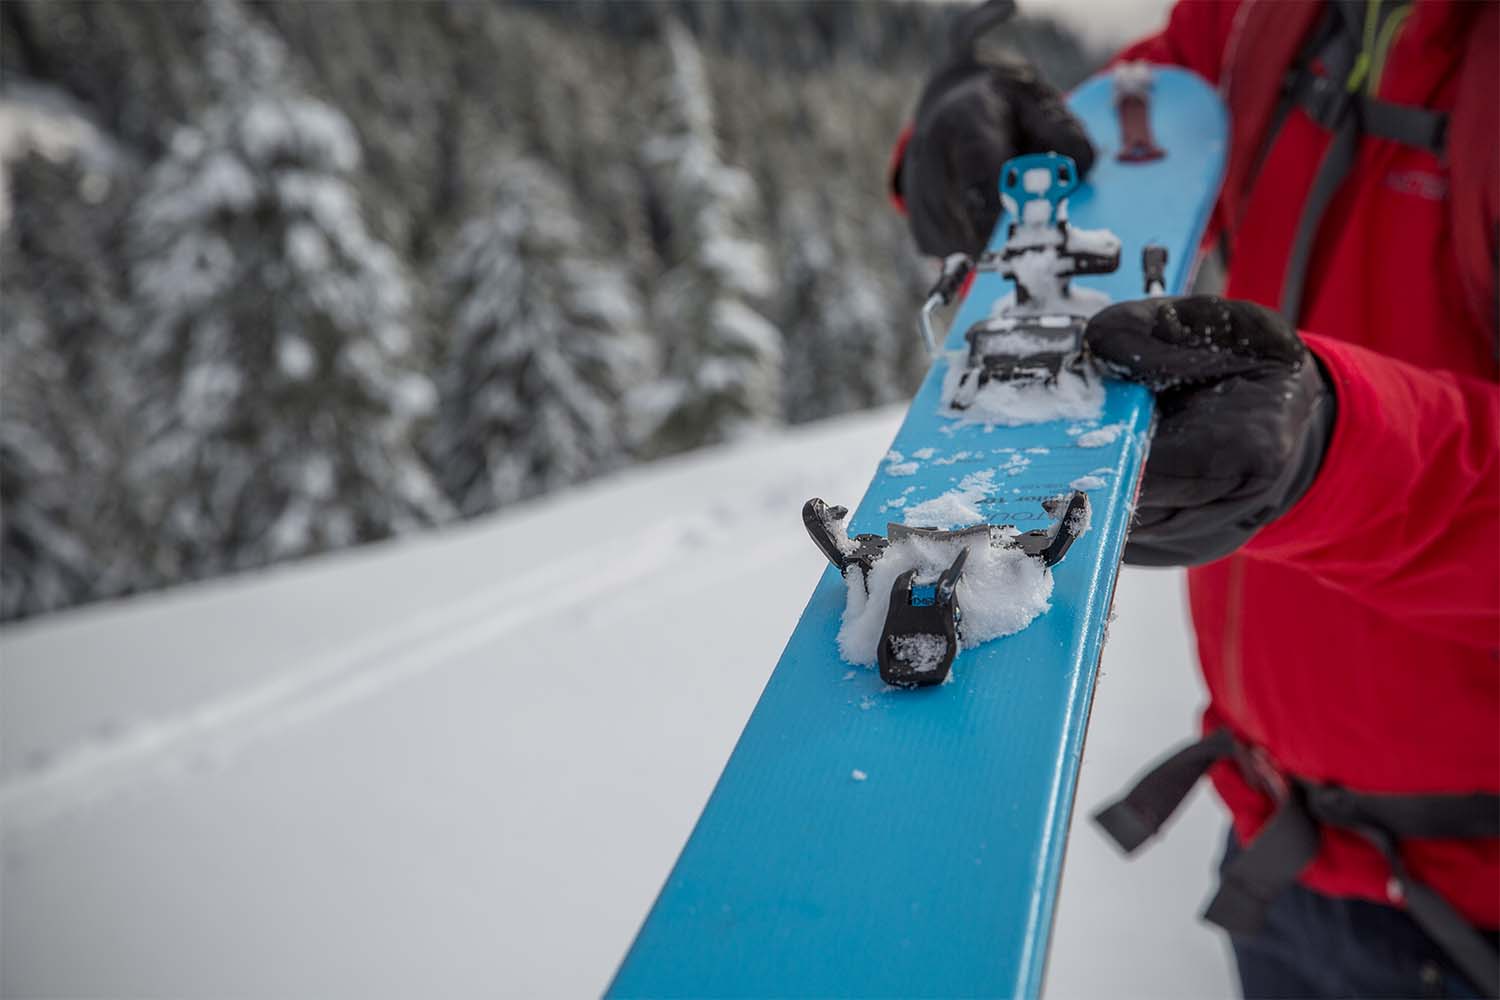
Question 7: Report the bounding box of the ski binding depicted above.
[918,152,1167,411]
[802,491,1091,689]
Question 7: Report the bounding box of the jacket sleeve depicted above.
[1241,334,1500,651]
[1111,0,1243,86]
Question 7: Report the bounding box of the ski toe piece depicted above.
[1016,490,1092,567]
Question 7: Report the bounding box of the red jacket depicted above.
[892,0,1499,926]
[1117,0,1499,928]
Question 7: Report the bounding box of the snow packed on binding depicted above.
[804,144,1166,689]
[610,60,1227,1000]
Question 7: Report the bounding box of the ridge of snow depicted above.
[1,403,1231,999]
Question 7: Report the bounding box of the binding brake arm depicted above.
[1012,490,1091,567]
[803,498,888,579]
[916,250,1003,354]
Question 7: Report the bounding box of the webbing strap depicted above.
[1400,868,1500,995]
[1404,879,1500,997]
[1202,784,1322,934]
[1276,85,1450,323]
[1092,728,1235,852]
[1095,729,1500,995]
[1279,112,1360,323]
[1359,97,1448,154]
[1208,794,1500,996]
[1357,824,1500,998]
[1308,786,1500,840]
[1276,7,1361,324]
[1261,0,1449,324]
[1293,71,1449,158]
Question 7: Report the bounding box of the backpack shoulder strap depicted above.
[1447,2,1500,346]
[1218,0,1327,239]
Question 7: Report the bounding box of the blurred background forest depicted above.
[0,0,1105,622]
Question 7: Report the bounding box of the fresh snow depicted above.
[1063,223,1123,259]
[902,469,998,530]
[837,529,1053,668]
[0,83,119,232]
[817,468,1057,668]
[1,405,1234,999]
[941,351,1105,428]
[976,327,1066,355]
[1023,167,1053,194]
[1077,422,1126,447]
[887,633,950,674]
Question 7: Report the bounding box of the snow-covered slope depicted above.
[1,406,1233,999]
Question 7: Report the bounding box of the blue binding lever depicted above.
[998,152,1081,229]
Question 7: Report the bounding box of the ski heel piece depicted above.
[878,548,969,688]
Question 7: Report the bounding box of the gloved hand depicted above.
[1083,296,1338,566]
[899,2,1096,257]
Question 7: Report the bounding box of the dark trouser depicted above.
[1221,834,1499,999]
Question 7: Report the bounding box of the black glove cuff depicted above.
[1276,351,1339,520]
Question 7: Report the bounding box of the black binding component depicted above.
[925,154,1122,410]
[1142,244,1168,296]
[951,316,1088,409]
[802,490,1092,688]
[993,227,1121,303]
[1014,490,1091,567]
[879,548,969,688]
[802,498,888,577]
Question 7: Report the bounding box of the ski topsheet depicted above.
[610,67,1226,998]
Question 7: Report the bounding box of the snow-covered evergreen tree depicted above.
[635,20,784,457]
[0,141,138,620]
[1,275,98,619]
[778,190,915,424]
[128,0,448,581]
[431,158,652,516]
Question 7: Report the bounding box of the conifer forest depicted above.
[0,0,1099,621]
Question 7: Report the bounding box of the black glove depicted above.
[899,2,1096,257]
[1083,296,1338,567]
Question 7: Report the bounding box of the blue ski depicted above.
[610,65,1226,998]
